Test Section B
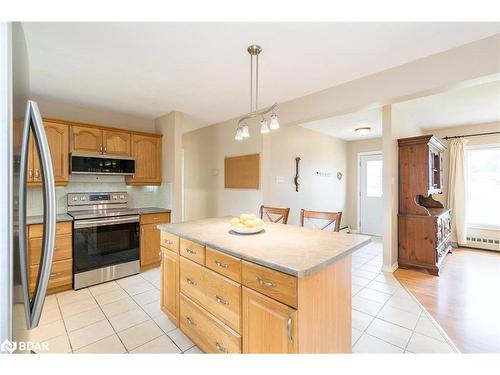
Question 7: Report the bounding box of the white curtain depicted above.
[446,138,468,246]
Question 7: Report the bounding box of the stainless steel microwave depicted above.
[70,153,135,175]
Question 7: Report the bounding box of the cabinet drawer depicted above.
[140,212,170,225]
[180,257,241,332]
[205,247,241,283]
[29,234,72,266]
[160,232,179,253]
[242,261,297,308]
[180,238,205,265]
[180,294,241,354]
[29,258,72,293]
[29,221,72,238]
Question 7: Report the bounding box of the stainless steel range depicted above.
[68,192,140,289]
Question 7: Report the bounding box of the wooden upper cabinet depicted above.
[70,125,102,154]
[126,134,162,185]
[102,130,131,156]
[28,121,69,186]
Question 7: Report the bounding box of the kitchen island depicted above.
[158,217,370,353]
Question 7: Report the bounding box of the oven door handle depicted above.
[74,215,140,228]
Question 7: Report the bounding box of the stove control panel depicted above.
[67,192,128,206]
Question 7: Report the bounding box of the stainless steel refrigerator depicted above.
[0,22,56,353]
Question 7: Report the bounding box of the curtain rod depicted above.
[442,131,500,140]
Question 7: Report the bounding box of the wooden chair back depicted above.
[300,209,342,232]
[259,205,290,224]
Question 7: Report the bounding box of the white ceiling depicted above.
[299,79,500,141]
[301,107,382,141]
[22,22,500,132]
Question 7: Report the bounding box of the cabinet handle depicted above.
[50,272,63,278]
[185,248,196,255]
[215,295,229,305]
[215,260,228,269]
[35,169,40,179]
[256,277,276,288]
[215,341,227,353]
[104,145,107,153]
[164,239,173,245]
[99,144,102,153]
[287,315,293,343]
[186,316,196,326]
[29,168,34,179]
[186,277,197,286]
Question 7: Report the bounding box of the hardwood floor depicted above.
[395,248,500,353]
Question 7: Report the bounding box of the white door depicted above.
[359,153,383,236]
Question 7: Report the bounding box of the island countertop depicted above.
[158,217,370,277]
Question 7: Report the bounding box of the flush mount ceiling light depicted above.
[355,127,371,136]
[235,44,279,140]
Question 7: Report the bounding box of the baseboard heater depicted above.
[466,236,500,251]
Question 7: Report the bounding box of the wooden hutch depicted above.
[398,135,452,276]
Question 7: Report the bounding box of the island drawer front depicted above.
[29,221,72,238]
[161,232,180,253]
[180,293,241,354]
[180,238,205,265]
[180,257,241,332]
[242,261,297,308]
[205,247,242,283]
[29,234,72,266]
[29,258,72,293]
[140,212,170,225]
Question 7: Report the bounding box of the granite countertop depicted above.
[133,207,171,215]
[158,217,370,277]
[27,213,73,225]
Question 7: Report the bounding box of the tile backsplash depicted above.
[27,175,172,216]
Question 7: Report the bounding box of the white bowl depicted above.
[230,226,265,234]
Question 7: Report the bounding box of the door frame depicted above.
[357,151,382,233]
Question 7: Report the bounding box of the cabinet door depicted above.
[127,134,162,185]
[70,125,102,154]
[161,247,179,327]
[103,130,131,156]
[242,287,297,353]
[44,121,69,184]
[140,223,161,269]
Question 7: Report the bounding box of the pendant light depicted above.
[235,44,279,140]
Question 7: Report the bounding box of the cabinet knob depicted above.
[256,277,276,288]
[164,239,173,245]
[215,341,227,353]
[185,248,196,255]
[215,295,229,305]
[215,260,228,269]
[186,277,197,286]
[186,316,196,326]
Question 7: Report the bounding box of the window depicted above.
[366,160,383,197]
[466,146,500,228]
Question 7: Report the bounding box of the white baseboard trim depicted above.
[381,262,399,273]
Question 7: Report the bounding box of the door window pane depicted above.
[466,147,500,227]
[366,160,383,197]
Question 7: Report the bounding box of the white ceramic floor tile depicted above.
[366,280,401,295]
[108,307,150,332]
[64,306,106,332]
[352,284,363,296]
[89,281,122,297]
[167,328,195,352]
[354,270,379,281]
[116,274,146,288]
[121,281,155,296]
[75,334,127,354]
[366,318,413,349]
[352,328,363,345]
[38,306,63,326]
[56,288,93,306]
[59,298,99,318]
[131,334,181,354]
[385,294,422,315]
[352,309,374,331]
[27,320,66,342]
[100,297,139,318]
[153,314,177,334]
[142,300,163,318]
[352,276,372,287]
[68,319,115,350]
[353,334,404,353]
[133,289,160,306]
[356,288,392,304]
[37,333,72,354]
[414,314,447,342]
[359,264,382,274]
[43,295,59,311]
[406,332,456,353]
[184,346,203,354]
[352,295,384,316]
[141,268,160,283]
[94,289,129,305]
[118,320,164,351]
[377,305,420,330]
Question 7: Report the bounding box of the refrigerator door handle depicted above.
[18,100,56,329]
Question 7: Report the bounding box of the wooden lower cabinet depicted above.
[160,247,180,326]
[242,287,297,353]
[140,213,170,271]
[28,221,73,295]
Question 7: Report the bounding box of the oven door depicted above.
[73,215,140,274]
